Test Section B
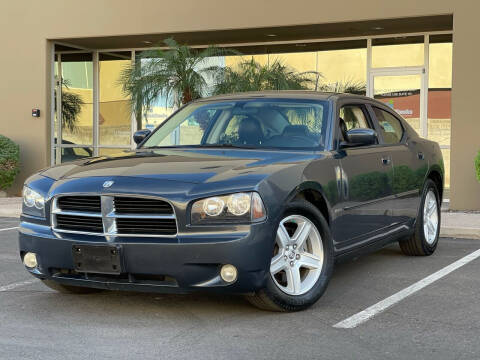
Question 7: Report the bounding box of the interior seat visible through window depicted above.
[338,105,372,142]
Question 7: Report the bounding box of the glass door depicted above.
[369,68,425,138]
[54,52,94,164]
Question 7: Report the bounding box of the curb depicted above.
[440,227,480,240]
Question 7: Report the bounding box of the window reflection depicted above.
[60,53,93,145]
[99,52,132,146]
[428,41,452,188]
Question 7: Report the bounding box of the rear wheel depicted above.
[399,179,441,256]
[42,280,103,294]
[246,201,334,312]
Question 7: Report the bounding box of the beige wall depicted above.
[1,0,479,209]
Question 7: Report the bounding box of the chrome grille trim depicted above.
[51,194,177,238]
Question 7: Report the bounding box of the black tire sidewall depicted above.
[262,201,334,311]
[417,179,441,253]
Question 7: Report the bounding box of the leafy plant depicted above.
[211,58,318,95]
[120,38,233,125]
[475,150,480,183]
[0,135,20,191]
[54,78,84,133]
[318,78,366,95]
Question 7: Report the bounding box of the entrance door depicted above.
[54,52,94,165]
[369,68,428,224]
[369,67,425,137]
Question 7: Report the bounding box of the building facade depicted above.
[1,0,479,210]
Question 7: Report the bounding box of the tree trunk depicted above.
[182,88,193,105]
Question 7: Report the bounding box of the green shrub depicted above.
[475,150,480,183]
[0,135,20,191]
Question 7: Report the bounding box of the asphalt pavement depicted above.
[1,217,479,360]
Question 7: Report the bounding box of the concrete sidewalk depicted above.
[0,197,21,218]
[1,197,478,239]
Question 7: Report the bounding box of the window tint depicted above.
[340,105,371,130]
[373,107,404,144]
[338,105,372,142]
[142,99,329,149]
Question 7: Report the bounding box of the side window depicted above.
[373,107,404,144]
[338,105,372,141]
[340,105,371,130]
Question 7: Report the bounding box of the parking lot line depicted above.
[0,226,19,232]
[333,248,480,329]
[0,279,38,292]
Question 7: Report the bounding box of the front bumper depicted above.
[18,220,274,294]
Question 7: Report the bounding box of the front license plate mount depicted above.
[72,244,122,275]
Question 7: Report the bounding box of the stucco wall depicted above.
[1,0,479,209]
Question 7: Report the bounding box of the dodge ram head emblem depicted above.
[103,180,114,188]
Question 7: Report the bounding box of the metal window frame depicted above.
[50,30,452,165]
[366,34,440,142]
[52,50,135,165]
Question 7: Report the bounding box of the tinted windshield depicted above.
[142,98,330,150]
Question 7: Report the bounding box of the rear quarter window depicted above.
[373,107,404,144]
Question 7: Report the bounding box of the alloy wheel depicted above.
[423,190,439,245]
[270,215,324,295]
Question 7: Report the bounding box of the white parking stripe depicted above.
[0,279,38,292]
[333,248,480,329]
[0,226,19,232]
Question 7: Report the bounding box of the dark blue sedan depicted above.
[19,92,444,311]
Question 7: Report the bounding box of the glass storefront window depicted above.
[317,47,367,94]
[428,41,452,188]
[372,74,422,134]
[60,53,93,146]
[98,148,130,157]
[372,37,424,68]
[99,52,132,146]
[266,52,317,89]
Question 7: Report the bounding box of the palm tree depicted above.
[211,58,318,95]
[54,78,84,133]
[318,78,366,95]
[120,38,234,126]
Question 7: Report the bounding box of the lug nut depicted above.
[286,246,289,251]
[296,254,300,260]
[293,244,297,249]
[289,261,294,267]
[284,255,288,260]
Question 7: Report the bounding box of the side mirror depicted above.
[133,129,151,145]
[341,128,377,148]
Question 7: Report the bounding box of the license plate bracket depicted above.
[72,244,122,275]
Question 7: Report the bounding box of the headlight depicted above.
[22,186,46,218]
[191,192,266,224]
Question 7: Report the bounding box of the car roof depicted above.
[195,91,372,103]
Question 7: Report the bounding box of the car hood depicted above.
[40,148,320,184]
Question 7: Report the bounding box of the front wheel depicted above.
[246,201,334,312]
[399,179,441,256]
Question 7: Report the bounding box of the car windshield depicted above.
[141,98,330,150]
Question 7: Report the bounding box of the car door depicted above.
[331,102,395,251]
[369,105,427,224]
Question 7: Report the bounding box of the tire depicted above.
[41,280,103,294]
[246,201,334,312]
[399,179,441,256]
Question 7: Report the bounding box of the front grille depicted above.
[56,214,104,233]
[114,197,173,215]
[57,196,101,212]
[116,218,177,235]
[52,195,177,237]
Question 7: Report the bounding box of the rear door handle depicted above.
[418,152,425,160]
[381,157,391,165]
